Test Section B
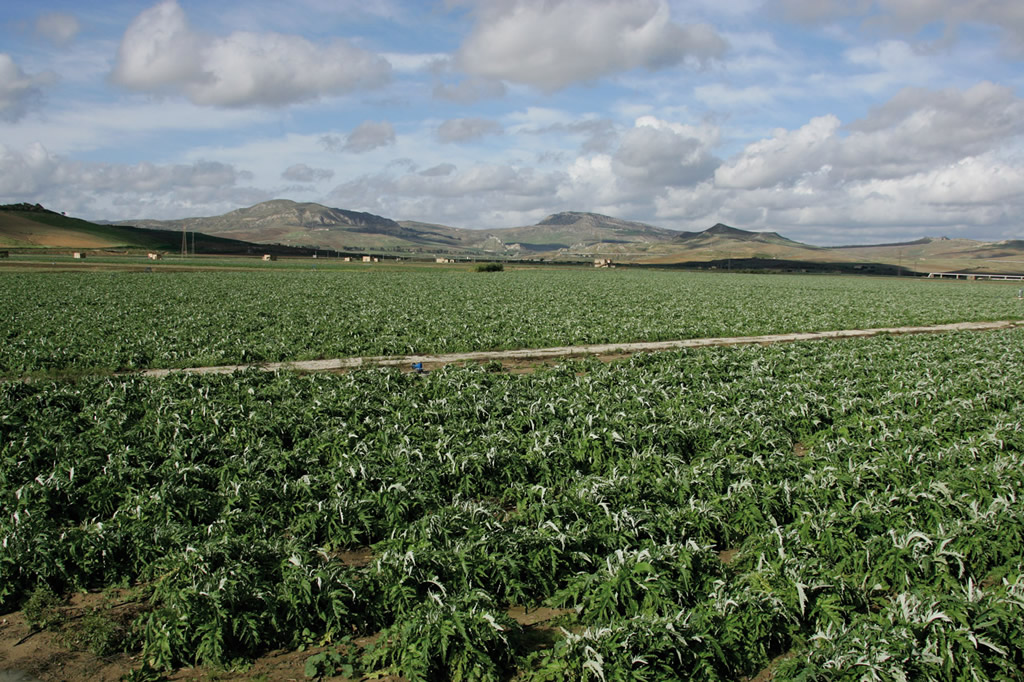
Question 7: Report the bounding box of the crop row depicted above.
[2,268,1022,373]
[2,328,1022,679]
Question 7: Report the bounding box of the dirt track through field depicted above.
[139,319,1024,377]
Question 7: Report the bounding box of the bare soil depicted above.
[0,595,573,681]
[0,592,141,682]
[506,606,573,628]
[330,547,374,568]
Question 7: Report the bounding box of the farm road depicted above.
[140,319,1024,377]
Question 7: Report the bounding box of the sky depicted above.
[1,0,1023,245]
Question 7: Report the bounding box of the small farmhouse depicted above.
[147,253,162,260]
[262,254,277,261]
[73,252,86,259]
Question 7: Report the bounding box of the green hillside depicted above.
[0,203,315,255]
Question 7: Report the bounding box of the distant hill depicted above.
[481,211,685,255]
[690,223,804,245]
[111,202,687,255]
[118,200,450,251]
[816,237,1024,275]
[6,200,1021,275]
[106,201,1024,273]
[1,203,162,249]
[0,203,314,255]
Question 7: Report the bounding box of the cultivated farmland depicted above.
[1,266,1023,680]
[1,268,1022,375]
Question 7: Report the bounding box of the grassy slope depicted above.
[0,210,316,255]
[642,236,1024,274]
[0,211,159,248]
[824,239,1024,274]
[0,210,178,249]
[640,238,831,264]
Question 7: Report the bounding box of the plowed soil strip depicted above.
[138,319,1024,377]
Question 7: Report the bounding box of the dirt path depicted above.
[140,319,1024,377]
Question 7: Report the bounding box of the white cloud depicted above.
[34,12,81,46]
[851,155,1024,205]
[781,0,1024,56]
[311,110,727,228]
[676,0,765,18]
[504,106,579,130]
[420,163,456,176]
[845,39,917,70]
[111,0,391,107]
[110,2,203,93]
[850,81,1024,139]
[613,116,719,187]
[872,0,1024,49]
[715,115,839,189]
[281,163,335,183]
[715,82,1024,191]
[436,117,503,143]
[456,0,727,91]
[838,81,1024,180]
[381,52,449,73]
[520,115,620,154]
[655,169,1024,243]
[7,0,1020,245]
[832,40,945,95]
[78,159,251,193]
[320,121,396,153]
[655,81,1024,242]
[778,0,871,24]
[0,99,276,157]
[0,142,59,196]
[0,143,250,195]
[408,164,559,197]
[561,153,625,207]
[0,54,54,121]
[0,142,266,219]
[327,162,567,226]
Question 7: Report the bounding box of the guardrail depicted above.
[927,272,1024,280]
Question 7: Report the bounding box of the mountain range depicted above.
[115,200,694,256]
[3,200,1022,275]
[112,200,1023,274]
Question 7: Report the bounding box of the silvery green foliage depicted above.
[1,327,1022,678]
[2,269,1020,373]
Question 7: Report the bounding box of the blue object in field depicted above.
[412,362,424,372]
